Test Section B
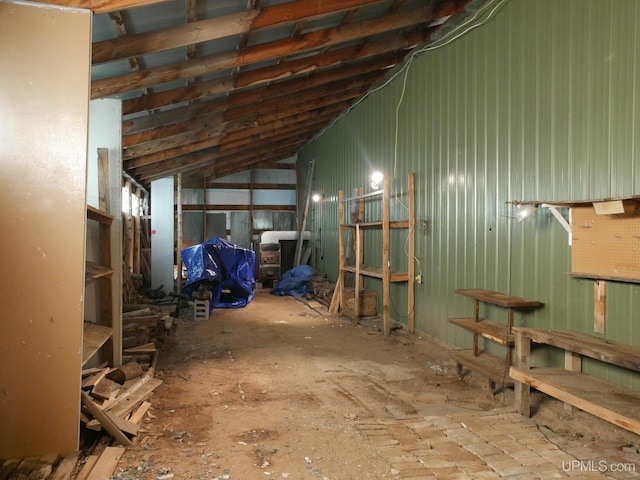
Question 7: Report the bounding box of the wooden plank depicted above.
[509,367,640,435]
[129,401,152,425]
[513,330,531,416]
[512,327,640,372]
[382,174,390,336]
[91,377,121,400]
[86,205,114,225]
[108,378,163,418]
[340,265,409,282]
[82,323,113,366]
[107,415,140,437]
[0,459,20,480]
[97,148,109,212]
[122,343,157,354]
[564,350,582,413]
[328,274,342,314]
[85,447,126,480]
[81,392,133,447]
[455,289,540,308]
[9,455,58,480]
[123,315,161,327]
[594,279,606,334]
[75,455,98,480]
[448,318,513,345]
[408,172,415,334]
[49,452,79,480]
[450,349,514,387]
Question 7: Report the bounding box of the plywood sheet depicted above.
[0,1,91,458]
[572,204,640,281]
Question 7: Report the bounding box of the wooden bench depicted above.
[510,327,640,435]
[449,289,541,393]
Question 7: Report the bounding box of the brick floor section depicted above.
[355,408,640,479]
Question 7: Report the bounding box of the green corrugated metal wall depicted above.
[299,0,640,385]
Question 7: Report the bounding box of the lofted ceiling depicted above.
[44,0,476,188]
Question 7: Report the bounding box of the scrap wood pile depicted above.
[79,304,175,448]
[122,302,178,353]
[81,353,162,447]
[0,446,127,480]
[310,271,336,306]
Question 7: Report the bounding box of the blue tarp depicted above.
[181,238,256,311]
[270,264,314,297]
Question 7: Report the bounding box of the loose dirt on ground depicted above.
[112,289,639,480]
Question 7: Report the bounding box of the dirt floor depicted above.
[110,288,640,480]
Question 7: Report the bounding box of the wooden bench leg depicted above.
[514,331,531,416]
[564,350,582,413]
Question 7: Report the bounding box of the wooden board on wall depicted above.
[0,2,92,457]
[572,204,640,282]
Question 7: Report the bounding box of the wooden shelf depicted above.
[87,204,114,225]
[454,289,540,308]
[450,289,541,392]
[451,350,514,389]
[340,265,409,282]
[82,322,113,366]
[84,204,117,366]
[85,261,114,280]
[337,173,415,335]
[341,220,410,229]
[510,367,640,435]
[449,318,513,346]
[512,327,640,373]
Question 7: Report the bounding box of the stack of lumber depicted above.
[122,304,174,355]
[310,271,336,305]
[80,353,162,447]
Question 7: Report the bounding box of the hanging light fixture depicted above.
[370,171,384,190]
[515,203,537,222]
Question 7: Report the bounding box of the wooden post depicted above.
[564,350,582,412]
[202,179,207,243]
[514,330,531,416]
[408,172,415,333]
[97,148,110,212]
[473,299,480,356]
[594,280,606,334]
[338,190,345,313]
[382,175,391,336]
[354,224,361,323]
[133,186,141,275]
[176,173,183,293]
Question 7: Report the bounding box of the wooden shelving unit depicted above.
[449,288,540,393]
[84,205,117,366]
[338,173,415,336]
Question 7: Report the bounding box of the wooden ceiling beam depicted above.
[122,51,401,120]
[123,87,361,161]
[92,0,389,64]
[234,28,427,89]
[125,98,353,167]
[130,113,334,178]
[91,6,435,98]
[123,71,384,149]
[124,100,340,158]
[38,0,169,13]
[137,137,303,182]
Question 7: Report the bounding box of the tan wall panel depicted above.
[0,1,91,457]
[572,205,640,281]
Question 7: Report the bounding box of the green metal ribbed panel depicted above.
[300,0,640,385]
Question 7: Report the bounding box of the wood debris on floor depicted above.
[0,446,126,480]
[80,350,162,447]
